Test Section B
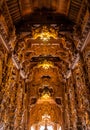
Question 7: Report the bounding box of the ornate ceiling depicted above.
[0,0,90,130]
[3,0,89,24]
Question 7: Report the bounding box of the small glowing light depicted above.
[31,126,34,130]
[59,126,61,130]
[40,125,53,130]
[42,114,50,120]
[38,60,53,69]
[42,63,50,69]
[42,93,50,99]
[40,32,50,41]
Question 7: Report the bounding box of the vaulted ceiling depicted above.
[5,0,89,24]
[0,0,90,129]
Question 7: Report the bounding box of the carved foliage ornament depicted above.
[32,26,58,41]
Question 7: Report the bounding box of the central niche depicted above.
[28,101,62,130]
[31,113,54,130]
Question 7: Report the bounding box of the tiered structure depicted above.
[0,0,90,130]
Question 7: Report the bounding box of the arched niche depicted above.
[28,100,63,130]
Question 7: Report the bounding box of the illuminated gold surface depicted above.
[0,1,90,130]
[41,93,50,99]
[29,102,61,127]
[32,26,58,41]
[38,60,53,69]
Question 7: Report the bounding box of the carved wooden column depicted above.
[20,80,29,130]
[63,82,70,130]
[0,51,3,86]
[14,79,23,129]
[80,57,90,129]
[67,77,77,130]
[81,50,90,129]
[73,60,90,130]
[0,48,8,126]
[82,47,90,85]
[0,57,17,129]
